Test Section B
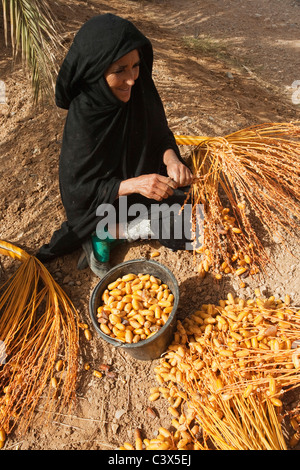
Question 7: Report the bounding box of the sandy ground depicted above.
[0,0,299,451]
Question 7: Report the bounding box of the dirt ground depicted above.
[0,0,300,451]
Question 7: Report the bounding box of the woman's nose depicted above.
[125,69,136,86]
[125,77,135,86]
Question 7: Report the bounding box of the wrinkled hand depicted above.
[166,161,193,187]
[163,149,193,187]
[134,173,178,201]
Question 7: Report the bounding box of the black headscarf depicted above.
[36,13,183,261]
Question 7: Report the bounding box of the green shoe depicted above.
[91,233,111,263]
[81,238,111,278]
[92,229,125,261]
[77,228,125,276]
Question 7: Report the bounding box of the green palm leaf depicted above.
[2,0,63,103]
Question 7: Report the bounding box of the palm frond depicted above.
[176,121,300,277]
[2,0,63,103]
[0,241,79,439]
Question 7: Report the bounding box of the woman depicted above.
[37,13,193,277]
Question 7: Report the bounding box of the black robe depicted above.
[36,14,185,262]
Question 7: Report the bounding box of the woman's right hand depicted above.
[118,174,178,201]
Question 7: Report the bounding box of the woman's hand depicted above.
[163,149,193,187]
[118,174,177,201]
[117,149,192,201]
[166,161,193,187]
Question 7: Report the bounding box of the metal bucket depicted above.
[89,258,179,360]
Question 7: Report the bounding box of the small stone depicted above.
[63,275,71,284]
[115,409,126,420]
[111,423,119,434]
[106,371,117,379]
[146,407,157,419]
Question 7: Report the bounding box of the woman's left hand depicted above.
[163,149,193,187]
[166,161,193,187]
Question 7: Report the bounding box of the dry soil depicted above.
[0,0,299,451]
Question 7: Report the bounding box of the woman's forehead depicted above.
[112,49,140,67]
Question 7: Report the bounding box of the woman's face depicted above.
[104,49,140,103]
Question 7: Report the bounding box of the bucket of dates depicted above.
[89,258,179,360]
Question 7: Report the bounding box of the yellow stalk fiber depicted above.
[175,122,300,276]
[0,241,79,441]
[121,292,300,450]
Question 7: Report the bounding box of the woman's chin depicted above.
[115,89,132,102]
